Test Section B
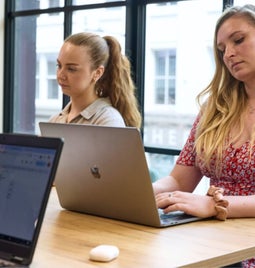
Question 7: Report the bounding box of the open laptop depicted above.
[39,122,202,228]
[0,133,63,267]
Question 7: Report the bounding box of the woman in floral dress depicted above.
[153,4,255,267]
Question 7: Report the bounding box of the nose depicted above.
[223,45,235,60]
[57,68,67,81]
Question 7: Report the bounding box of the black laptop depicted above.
[0,133,63,267]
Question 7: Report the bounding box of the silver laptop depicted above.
[0,133,63,267]
[39,122,202,228]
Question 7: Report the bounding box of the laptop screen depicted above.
[0,143,57,245]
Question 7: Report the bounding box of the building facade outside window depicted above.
[5,0,236,184]
[154,50,176,105]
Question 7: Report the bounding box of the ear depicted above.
[93,65,105,82]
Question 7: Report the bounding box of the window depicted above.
[72,7,125,50]
[234,0,252,4]
[49,0,60,8]
[144,0,222,150]
[47,59,59,99]
[143,0,222,179]
[36,54,60,101]
[4,0,230,181]
[155,50,176,105]
[73,0,124,4]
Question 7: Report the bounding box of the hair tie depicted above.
[207,185,229,221]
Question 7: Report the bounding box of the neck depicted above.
[72,97,98,111]
[248,104,255,114]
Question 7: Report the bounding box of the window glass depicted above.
[233,0,251,5]
[146,153,178,182]
[47,58,59,99]
[14,13,64,134]
[144,0,222,178]
[73,0,124,4]
[144,0,222,150]
[15,0,64,11]
[72,7,126,51]
[155,50,176,105]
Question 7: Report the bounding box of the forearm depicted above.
[153,165,203,195]
[225,195,255,218]
[152,175,179,195]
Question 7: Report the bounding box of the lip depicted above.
[59,84,69,88]
[231,61,243,70]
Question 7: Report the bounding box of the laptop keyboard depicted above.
[0,260,15,267]
[0,259,26,267]
[158,209,196,225]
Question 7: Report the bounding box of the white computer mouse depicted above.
[89,245,119,262]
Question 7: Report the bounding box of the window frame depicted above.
[4,0,232,157]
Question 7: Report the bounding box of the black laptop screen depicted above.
[0,144,56,245]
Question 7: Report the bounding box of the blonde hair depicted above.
[195,5,255,175]
[64,32,142,128]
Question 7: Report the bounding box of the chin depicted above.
[232,72,249,82]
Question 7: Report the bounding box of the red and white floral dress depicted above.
[176,115,255,268]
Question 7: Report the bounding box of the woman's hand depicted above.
[155,191,217,218]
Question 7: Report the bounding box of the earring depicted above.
[96,88,103,97]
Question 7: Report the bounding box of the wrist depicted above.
[152,182,162,195]
[207,185,229,221]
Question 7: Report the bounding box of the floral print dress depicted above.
[176,115,255,268]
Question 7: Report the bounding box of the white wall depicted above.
[0,1,4,132]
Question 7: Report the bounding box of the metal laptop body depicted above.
[39,122,201,228]
[0,133,63,266]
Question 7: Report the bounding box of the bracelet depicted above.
[207,185,229,221]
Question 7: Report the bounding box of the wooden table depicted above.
[31,187,255,267]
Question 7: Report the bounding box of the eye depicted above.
[235,37,244,45]
[67,67,77,72]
